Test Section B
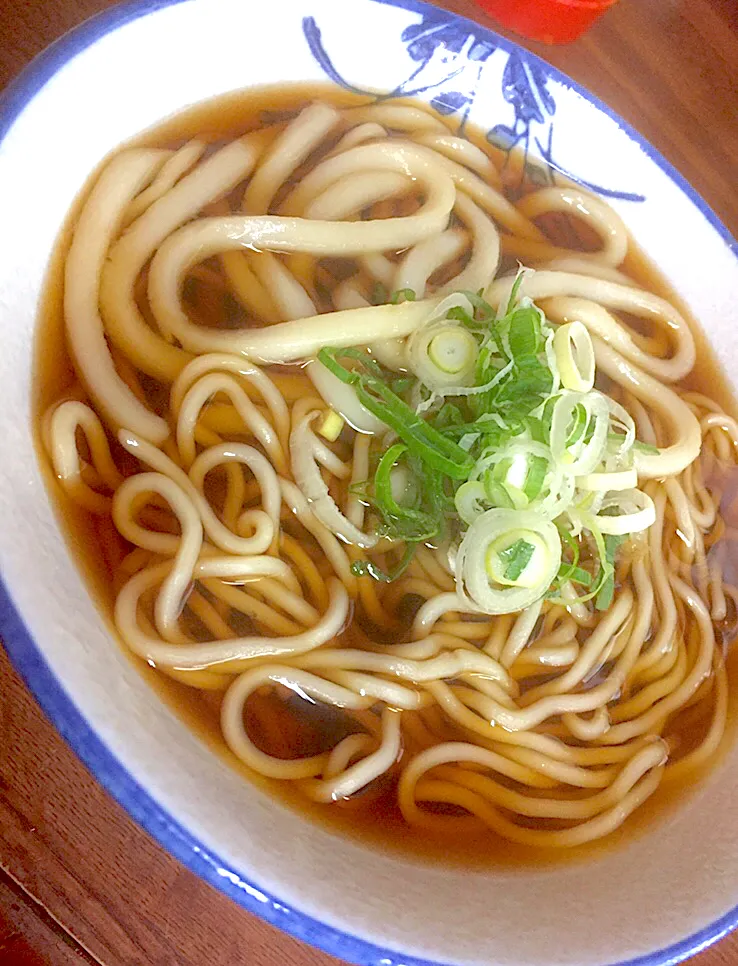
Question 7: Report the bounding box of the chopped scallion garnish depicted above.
[312,270,656,607]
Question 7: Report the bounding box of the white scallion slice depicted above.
[550,391,609,477]
[428,327,478,374]
[455,480,487,525]
[554,321,595,392]
[485,530,550,588]
[456,508,561,614]
[606,397,636,460]
[593,489,656,535]
[409,322,478,391]
[576,469,638,492]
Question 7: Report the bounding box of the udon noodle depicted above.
[38,87,738,853]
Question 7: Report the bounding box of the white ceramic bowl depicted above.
[1,2,737,964]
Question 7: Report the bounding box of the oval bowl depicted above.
[0,2,737,965]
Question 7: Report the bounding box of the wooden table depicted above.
[1,1,737,963]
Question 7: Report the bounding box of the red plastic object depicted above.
[475,0,619,44]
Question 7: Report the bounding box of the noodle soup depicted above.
[35,84,738,866]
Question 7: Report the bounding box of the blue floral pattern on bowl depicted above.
[303,9,645,201]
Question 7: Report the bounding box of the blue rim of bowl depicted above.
[1,1,737,964]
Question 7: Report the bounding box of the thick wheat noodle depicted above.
[301,708,403,801]
[394,228,467,300]
[118,566,348,669]
[412,592,482,636]
[323,734,375,779]
[249,251,317,321]
[589,336,701,478]
[458,673,517,708]
[123,139,207,226]
[342,434,400,630]
[562,707,611,740]
[100,133,266,381]
[247,576,318,626]
[242,102,340,213]
[613,640,689,721]
[425,681,616,784]
[320,669,427,710]
[64,149,171,442]
[48,401,123,513]
[359,252,395,287]
[294,645,512,688]
[414,131,500,182]
[201,578,302,639]
[543,296,693,383]
[113,472,203,641]
[118,430,277,555]
[498,599,544,668]
[664,658,728,782]
[538,256,635,285]
[487,270,695,378]
[413,546,456,592]
[175,372,286,472]
[341,103,448,132]
[306,170,412,220]
[515,187,630,266]
[149,226,440,359]
[330,122,387,154]
[279,480,357,591]
[523,573,648,702]
[171,353,290,448]
[400,739,665,830]
[409,763,664,847]
[221,663,374,780]
[400,141,541,240]
[599,575,715,744]
[290,412,377,548]
[221,250,281,322]
[512,640,579,674]
[440,192,501,294]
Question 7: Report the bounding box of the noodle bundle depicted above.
[40,89,738,853]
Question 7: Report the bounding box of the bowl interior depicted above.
[1,2,738,965]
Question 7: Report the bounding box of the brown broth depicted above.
[32,83,738,870]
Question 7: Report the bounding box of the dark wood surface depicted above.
[1,1,737,964]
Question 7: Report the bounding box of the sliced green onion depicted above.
[314,273,660,609]
[507,304,543,361]
[318,349,473,480]
[308,358,385,435]
[390,288,416,304]
[576,469,638,492]
[505,270,527,314]
[605,398,636,459]
[373,443,439,541]
[595,534,623,610]
[486,533,548,587]
[554,321,595,393]
[457,508,561,614]
[351,541,417,582]
[524,454,548,501]
[550,391,609,476]
[593,489,656,535]
[455,480,488,525]
[428,328,478,375]
[408,322,479,392]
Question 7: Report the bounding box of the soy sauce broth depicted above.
[33,83,738,869]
